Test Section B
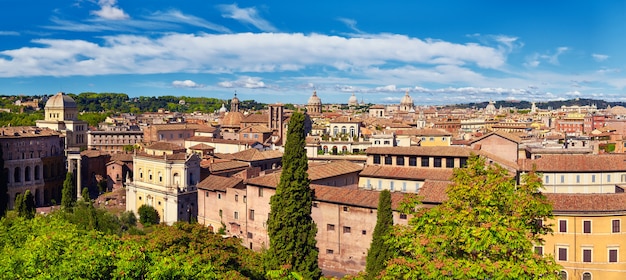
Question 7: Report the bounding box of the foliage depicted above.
[383,155,560,279]
[0,216,264,279]
[0,111,44,126]
[138,204,161,226]
[15,190,36,219]
[119,211,137,228]
[0,145,7,217]
[365,190,393,279]
[61,172,75,210]
[78,112,108,127]
[265,111,321,279]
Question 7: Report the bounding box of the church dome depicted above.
[485,101,497,114]
[307,91,322,106]
[45,92,77,109]
[400,91,413,106]
[222,111,244,128]
[231,94,240,104]
[348,93,358,106]
[219,104,228,113]
[608,105,626,115]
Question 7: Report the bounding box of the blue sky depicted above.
[0,0,625,105]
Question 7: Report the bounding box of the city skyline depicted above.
[1,1,625,105]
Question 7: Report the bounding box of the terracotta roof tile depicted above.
[241,114,269,124]
[545,193,626,213]
[198,175,243,191]
[226,148,283,162]
[146,142,185,151]
[0,126,61,138]
[189,143,215,150]
[518,154,626,172]
[470,131,522,144]
[312,184,406,210]
[203,160,249,172]
[395,128,452,136]
[246,161,362,187]
[418,180,451,203]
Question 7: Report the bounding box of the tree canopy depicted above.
[265,111,321,279]
[383,155,560,279]
[365,189,393,279]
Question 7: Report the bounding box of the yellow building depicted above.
[125,146,200,225]
[543,193,626,280]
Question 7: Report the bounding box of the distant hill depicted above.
[445,98,626,110]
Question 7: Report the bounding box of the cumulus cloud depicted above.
[218,4,277,32]
[91,0,129,20]
[172,79,204,88]
[592,53,609,62]
[217,77,267,88]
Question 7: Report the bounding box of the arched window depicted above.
[341,126,347,134]
[34,166,40,180]
[333,126,339,136]
[558,270,567,280]
[173,173,180,187]
[342,146,348,153]
[14,167,21,183]
[350,127,355,137]
[24,166,31,181]
[323,146,328,154]
[139,168,143,179]
[148,170,152,181]
[582,272,591,280]
[158,171,162,182]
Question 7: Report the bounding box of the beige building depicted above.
[36,92,88,151]
[87,127,143,153]
[125,146,200,225]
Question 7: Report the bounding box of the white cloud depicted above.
[90,0,129,20]
[218,77,267,89]
[592,53,609,62]
[0,31,19,36]
[147,10,231,33]
[337,18,362,33]
[172,80,204,88]
[218,4,277,32]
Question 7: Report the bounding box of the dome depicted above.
[400,91,413,106]
[485,101,497,114]
[45,92,77,109]
[608,105,626,115]
[348,93,358,106]
[231,93,240,104]
[307,91,322,105]
[222,111,244,128]
[219,104,228,113]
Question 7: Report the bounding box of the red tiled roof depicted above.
[366,146,474,157]
[189,143,215,150]
[395,128,452,136]
[226,148,283,162]
[359,166,454,181]
[198,175,243,191]
[146,142,185,151]
[110,153,133,162]
[241,113,269,124]
[203,160,249,172]
[312,184,406,210]
[418,180,451,203]
[186,136,258,145]
[246,161,363,187]
[518,154,626,172]
[470,131,522,144]
[545,192,626,213]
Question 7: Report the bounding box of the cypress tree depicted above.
[265,111,321,279]
[0,145,7,217]
[365,189,394,279]
[22,190,36,219]
[61,172,75,210]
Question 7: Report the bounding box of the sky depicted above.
[0,0,625,105]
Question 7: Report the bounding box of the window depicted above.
[612,219,621,233]
[545,176,549,184]
[378,180,382,190]
[534,246,543,255]
[421,157,429,167]
[219,209,222,217]
[433,157,442,168]
[249,209,255,221]
[390,181,394,191]
[343,206,349,212]
[592,175,595,183]
[583,249,592,262]
[327,224,335,231]
[373,155,381,164]
[609,249,618,262]
[576,175,580,183]
[243,196,246,203]
[235,194,239,202]
[234,211,239,220]
[583,220,591,233]
[362,230,367,235]
[384,156,392,165]
[559,220,567,233]
[402,182,407,192]
[446,157,454,168]
[558,247,568,261]
[326,249,334,254]
[608,174,611,182]
[313,202,319,208]
[343,226,351,233]
[560,175,564,183]
[258,188,263,197]
[460,158,467,167]
[559,271,567,280]
[205,191,209,197]
[247,232,253,238]
[218,193,222,199]
[396,156,404,166]
[409,156,417,166]
[400,213,407,219]
[582,272,591,280]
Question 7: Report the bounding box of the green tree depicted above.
[138,204,160,226]
[19,190,36,219]
[265,111,321,279]
[365,190,393,279]
[61,172,75,210]
[0,145,7,217]
[383,156,560,279]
